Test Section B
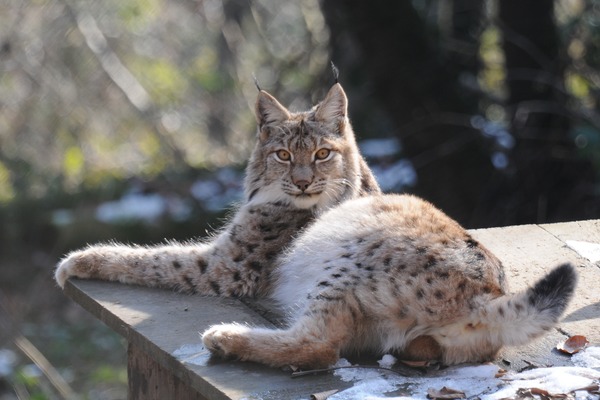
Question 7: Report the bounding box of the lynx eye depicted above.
[275,149,291,162]
[315,148,331,161]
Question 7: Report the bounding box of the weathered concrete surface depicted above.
[471,221,600,371]
[472,222,600,339]
[64,219,600,399]
[65,280,353,400]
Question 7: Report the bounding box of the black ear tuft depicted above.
[252,74,262,92]
[331,62,339,84]
[315,82,347,124]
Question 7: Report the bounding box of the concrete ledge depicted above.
[63,219,600,399]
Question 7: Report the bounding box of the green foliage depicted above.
[90,365,128,385]
[7,0,592,212]
[131,57,187,104]
[63,146,85,185]
[191,48,233,93]
[0,0,329,203]
[117,0,162,30]
[2,320,128,399]
[0,162,15,204]
[478,26,506,99]
[565,72,589,98]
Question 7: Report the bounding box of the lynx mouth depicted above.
[297,191,322,198]
[291,191,324,209]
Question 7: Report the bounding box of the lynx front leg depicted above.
[55,243,212,291]
[202,312,353,369]
[55,245,192,287]
[55,245,136,287]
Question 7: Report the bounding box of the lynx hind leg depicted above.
[400,335,443,362]
[202,311,354,369]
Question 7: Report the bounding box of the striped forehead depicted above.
[288,130,318,150]
[278,120,322,149]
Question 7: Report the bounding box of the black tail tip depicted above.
[529,263,577,316]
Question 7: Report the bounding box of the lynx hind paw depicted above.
[201,323,251,359]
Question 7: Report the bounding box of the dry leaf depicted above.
[574,384,599,395]
[530,387,551,396]
[400,359,430,367]
[495,368,508,378]
[427,386,466,399]
[310,389,339,400]
[515,388,550,399]
[514,387,571,400]
[556,335,589,355]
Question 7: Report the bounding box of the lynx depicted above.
[56,83,576,369]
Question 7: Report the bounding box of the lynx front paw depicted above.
[54,251,95,288]
[201,323,251,359]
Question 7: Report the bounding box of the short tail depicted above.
[482,263,577,347]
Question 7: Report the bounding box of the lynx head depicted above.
[244,83,376,212]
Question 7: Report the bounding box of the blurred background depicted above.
[1,0,599,398]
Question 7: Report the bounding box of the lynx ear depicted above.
[255,90,291,129]
[315,83,348,123]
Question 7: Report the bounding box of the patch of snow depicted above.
[51,209,75,226]
[173,343,211,366]
[190,167,243,211]
[371,160,417,191]
[96,192,166,223]
[190,180,222,200]
[331,375,398,400]
[0,349,17,377]
[491,152,509,169]
[359,138,401,158]
[215,167,242,186]
[21,364,42,379]
[378,354,397,369]
[330,349,600,400]
[333,358,384,383]
[491,366,599,399]
[96,190,192,224]
[566,240,600,263]
[330,362,500,400]
[331,358,399,400]
[405,364,501,400]
[572,346,600,369]
[471,116,515,150]
[167,196,193,222]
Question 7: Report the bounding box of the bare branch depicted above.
[73,10,151,112]
[59,0,187,165]
[15,335,80,400]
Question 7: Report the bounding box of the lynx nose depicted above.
[294,180,311,192]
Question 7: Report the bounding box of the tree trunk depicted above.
[479,0,598,225]
[321,0,492,226]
